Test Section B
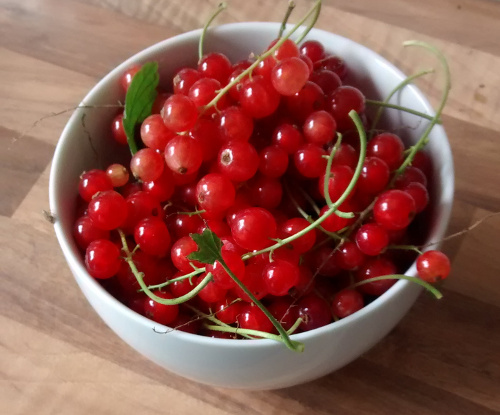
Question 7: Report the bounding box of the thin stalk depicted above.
[219,259,304,352]
[349,275,442,299]
[295,0,322,43]
[387,244,423,255]
[119,230,212,305]
[198,2,227,60]
[365,99,440,123]
[203,0,322,111]
[243,110,366,261]
[279,1,296,38]
[142,267,206,292]
[369,69,434,136]
[393,41,451,178]
[204,324,303,344]
[323,134,343,209]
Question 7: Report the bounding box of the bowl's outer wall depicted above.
[49,23,454,389]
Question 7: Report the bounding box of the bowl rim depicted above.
[49,21,454,349]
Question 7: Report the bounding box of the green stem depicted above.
[279,1,296,38]
[198,2,227,60]
[323,134,343,209]
[286,317,303,335]
[393,41,451,178]
[295,0,322,44]
[387,244,423,255]
[204,324,304,349]
[243,110,366,261]
[365,99,440,123]
[203,0,322,111]
[369,69,435,136]
[349,275,442,299]
[119,230,212,305]
[177,209,206,216]
[142,267,205,292]
[219,259,304,352]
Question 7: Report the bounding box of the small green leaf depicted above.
[123,61,159,155]
[188,228,223,264]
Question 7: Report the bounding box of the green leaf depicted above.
[188,228,223,264]
[123,61,159,155]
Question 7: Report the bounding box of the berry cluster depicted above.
[73,31,451,342]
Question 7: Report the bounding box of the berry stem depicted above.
[393,41,451,178]
[387,244,423,255]
[365,99,440,123]
[177,209,206,216]
[323,133,343,209]
[243,110,366,261]
[119,229,212,305]
[203,0,322,111]
[198,2,227,61]
[369,69,435,137]
[204,324,304,346]
[295,0,322,44]
[218,259,304,351]
[349,274,443,299]
[279,1,296,38]
[141,267,206,292]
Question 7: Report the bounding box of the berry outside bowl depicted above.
[49,22,454,390]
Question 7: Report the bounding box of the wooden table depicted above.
[1,0,499,413]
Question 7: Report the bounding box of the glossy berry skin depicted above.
[319,202,355,232]
[230,207,277,251]
[217,141,259,182]
[355,223,389,256]
[144,291,179,326]
[267,298,298,331]
[319,165,354,202]
[258,145,289,178]
[239,75,280,119]
[79,169,113,202]
[88,190,128,230]
[188,78,229,114]
[303,110,336,146]
[300,40,325,63]
[332,289,364,319]
[271,38,300,60]
[294,143,327,178]
[134,217,171,258]
[106,164,129,188]
[161,94,198,132]
[164,135,203,175]
[394,166,427,189]
[263,260,300,296]
[206,248,246,290]
[297,294,332,331]
[140,114,176,150]
[116,251,162,296]
[196,173,236,215]
[285,81,325,123]
[85,239,121,279]
[121,64,141,91]
[309,69,342,95]
[357,157,390,196]
[272,123,303,154]
[307,245,341,277]
[73,216,110,250]
[218,106,254,142]
[197,275,227,304]
[403,182,429,213]
[189,118,222,161]
[231,261,268,302]
[168,213,203,240]
[198,52,232,84]
[111,113,128,145]
[328,86,365,131]
[214,297,244,324]
[130,148,164,182]
[237,304,274,333]
[417,250,451,283]
[335,241,366,271]
[373,190,416,230]
[170,236,203,273]
[279,218,316,254]
[271,57,310,96]
[142,168,175,203]
[173,67,202,95]
[356,257,397,296]
[122,191,161,234]
[314,55,347,79]
[367,133,404,170]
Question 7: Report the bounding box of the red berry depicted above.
[357,156,390,195]
[239,75,280,119]
[335,241,366,270]
[111,113,127,145]
[144,291,179,325]
[332,289,364,318]
[258,145,289,178]
[161,94,198,132]
[356,257,397,296]
[106,164,129,188]
[327,86,365,131]
[173,67,202,95]
[164,135,203,175]
[355,223,389,256]
[263,260,300,296]
[121,64,141,92]
[73,216,110,250]
[271,57,310,96]
[134,217,171,258]
[198,52,232,84]
[297,294,332,331]
[79,169,113,202]
[403,182,429,213]
[279,218,316,254]
[170,236,203,273]
[230,207,277,251]
[367,133,404,170]
[373,190,416,230]
[130,148,164,182]
[196,173,236,215]
[272,123,303,154]
[303,110,336,146]
[85,239,121,279]
[88,190,128,230]
[416,250,451,283]
[294,143,327,178]
[140,114,175,150]
[237,304,273,333]
[300,40,325,63]
[218,106,254,142]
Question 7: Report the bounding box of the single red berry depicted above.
[130,148,164,182]
[106,164,129,188]
[367,133,404,170]
[198,52,232,84]
[237,304,273,333]
[263,260,300,296]
[355,223,389,256]
[206,248,246,290]
[164,135,203,175]
[140,114,176,150]
[161,94,198,132]
[267,298,298,331]
[357,156,390,196]
[327,86,365,131]
[170,236,203,273]
[134,217,171,258]
[239,75,280,119]
[142,168,175,203]
[300,40,325,63]
[246,174,283,210]
[214,297,244,324]
[271,57,310,96]
[121,64,141,92]
[279,218,316,254]
[189,117,222,161]
[394,166,428,189]
[314,55,347,79]
[258,145,289,178]
[294,143,327,178]
[74,216,110,250]
[144,291,179,325]
[356,257,397,296]
[335,241,366,270]
[218,106,254,142]
[319,165,354,202]
[217,141,259,182]
[373,190,416,230]
[111,113,127,145]
[88,190,128,230]
[332,289,364,318]
[416,250,451,283]
[230,207,277,251]
[309,69,342,95]
[173,67,202,95]
[196,173,236,215]
[303,110,337,146]
[297,294,332,332]
[85,239,121,279]
[403,182,429,213]
[79,169,113,202]
[285,81,325,123]
[319,202,355,232]
[272,123,304,154]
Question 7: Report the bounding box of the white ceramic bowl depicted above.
[49,22,454,390]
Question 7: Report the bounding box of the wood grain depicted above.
[1,0,500,414]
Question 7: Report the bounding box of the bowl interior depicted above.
[49,22,454,345]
